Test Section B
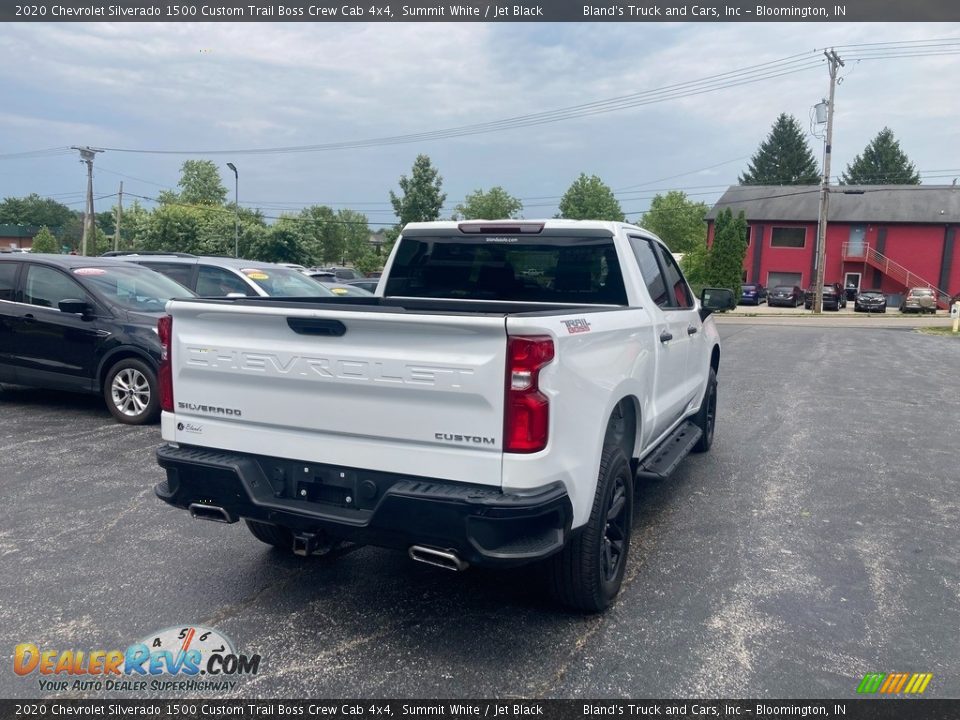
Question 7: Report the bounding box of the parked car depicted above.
[344,278,379,293]
[900,287,937,314]
[325,283,374,297]
[854,289,887,313]
[306,271,337,284]
[739,283,767,305]
[0,254,195,424]
[115,255,335,298]
[767,285,804,307]
[804,283,846,310]
[320,266,361,282]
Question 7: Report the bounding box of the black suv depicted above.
[0,255,194,424]
[804,283,847,311]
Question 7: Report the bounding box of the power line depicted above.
[98,54,825,156]
[833,37,960,50]
[0,147,74,161]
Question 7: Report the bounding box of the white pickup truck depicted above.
[154,220,733,611]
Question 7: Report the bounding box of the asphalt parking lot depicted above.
[2,322,958,700]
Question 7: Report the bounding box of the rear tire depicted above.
[547,446,633,613]
[245,520,294,550]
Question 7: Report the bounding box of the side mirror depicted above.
[58,299,91,316]
[699,288,736,320]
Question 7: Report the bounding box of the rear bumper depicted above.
[155,444,572,567]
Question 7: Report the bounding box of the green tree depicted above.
[137,203,236,256]
[558,173,624,221]
[118,200,150,251]
[840,127,920,185]
[352,249,381,276]
[453,186,523,220]
[246,218,309,264]
[739,113,820,185]
[30,226,59,254]
[337,208,372,264]
[679,240,709,293]
[296,205,341,264]
[176,160,228,205]
[0,193,75,230]
[639,191,709,254]
[390,154,446,227]
[704,208,748,296]
[59,214,85,252]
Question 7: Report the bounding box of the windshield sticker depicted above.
[562,318,592,334]
[241,270,270,280]
[73,268,107,276]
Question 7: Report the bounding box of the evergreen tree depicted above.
[704,209,748,296]
[739,113,820,185]
[557,173,624,221]
[30,225,59,254]
[840,128,920,185]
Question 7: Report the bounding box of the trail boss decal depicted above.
[561,318,592,334]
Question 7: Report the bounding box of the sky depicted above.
[1,21,959,226]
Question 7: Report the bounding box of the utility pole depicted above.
[71,146,103,256]
[226,163,239,258]
[812,50,843,315]
[114,181,124,252]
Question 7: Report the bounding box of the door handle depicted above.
[687,325,698,335]
[23,313,36,323]
[659,330,673,343]
[287,317,347,336]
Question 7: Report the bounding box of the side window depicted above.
[142,262,194,289]
[24,265,87,310]
[657,247,694,309]
[627,236,669,308]
[196,266,255,296]
[0,263,18,302]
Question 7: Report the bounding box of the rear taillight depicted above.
[157,315,173,413]
[504,336,554,453]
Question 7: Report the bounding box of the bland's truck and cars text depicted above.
[153,220,731,612]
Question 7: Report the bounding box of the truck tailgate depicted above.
[164,301,508,486]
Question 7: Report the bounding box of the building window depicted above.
[770,227,806,248]
[745,226,752,247]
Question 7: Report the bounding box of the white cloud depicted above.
[1,21,958,214]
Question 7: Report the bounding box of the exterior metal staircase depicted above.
[841,243,952,309]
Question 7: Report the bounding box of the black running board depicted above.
[636,420,702,480]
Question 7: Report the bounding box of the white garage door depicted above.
[768,271,803,288]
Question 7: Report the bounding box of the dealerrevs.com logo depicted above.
[14,625,261,693]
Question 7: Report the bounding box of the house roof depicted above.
[0,224,41,238]
[705,185,960,224]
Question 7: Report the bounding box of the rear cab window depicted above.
[385,232,627,304]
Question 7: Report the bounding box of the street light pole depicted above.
[226,163,239,258]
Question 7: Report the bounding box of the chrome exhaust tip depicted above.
[408,545,469,572]
[188,503,234,523]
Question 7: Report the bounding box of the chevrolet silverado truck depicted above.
[153,220,733,611]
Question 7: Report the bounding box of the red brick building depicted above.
[705,185,960,307]
[0,224,39,251]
